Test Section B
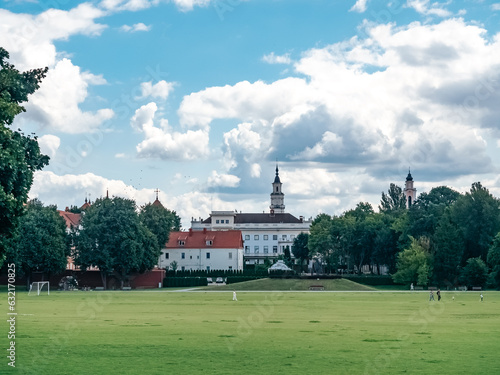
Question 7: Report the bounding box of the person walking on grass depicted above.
[480,293,483,302]
[437,289,441,301]
[233,290,237,301]
[429,290,435,301]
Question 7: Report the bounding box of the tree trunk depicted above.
[100,271,107,290]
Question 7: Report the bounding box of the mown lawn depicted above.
[0,287,499,374]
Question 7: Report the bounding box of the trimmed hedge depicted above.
[163,277,208,288]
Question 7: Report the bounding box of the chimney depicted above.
[65,207,69,212]
[300,216,304,222]
[189,228,193,236]
[203,227,207,234]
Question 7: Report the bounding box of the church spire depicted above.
[270,162,285,213]
[404,169,417,208]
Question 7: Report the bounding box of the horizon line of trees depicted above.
[291,182,500,289]
[5,197,181,290]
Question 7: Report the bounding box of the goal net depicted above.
[28,281,50,296]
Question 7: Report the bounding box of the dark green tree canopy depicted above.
[7,199,69,288]
[292,232,309,267]
[74,197,160,289]
[379,183,406,213]
[0,47,49,262]
[139,202,181,249]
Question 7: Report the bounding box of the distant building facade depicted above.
[159,229,244,271]
[191,165,312,265]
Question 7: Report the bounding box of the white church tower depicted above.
[404,170,417,208]
[270,164,285,213]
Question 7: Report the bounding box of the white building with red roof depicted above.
[159,228,244,271]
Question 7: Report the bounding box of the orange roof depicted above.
[58,211,81,229]
[166,230,243,249]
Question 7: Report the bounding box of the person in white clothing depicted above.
[233,291,237,301]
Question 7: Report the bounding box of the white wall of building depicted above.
[159,247,243,271]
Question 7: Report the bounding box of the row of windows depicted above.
[244,234,295,241]
[165,252,233,259]
[244,246,278,254]
[215,219,230,224]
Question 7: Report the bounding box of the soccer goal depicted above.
[28,281,50,296]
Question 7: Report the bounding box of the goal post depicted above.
[28,281,50,296]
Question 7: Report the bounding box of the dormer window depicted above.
[178,240,185,246]
[206,240,213,246]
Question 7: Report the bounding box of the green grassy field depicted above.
[1,284,499,375]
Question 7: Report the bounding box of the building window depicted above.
[245,235,250,240]
[206,240,213,246]
[206,266,210,272]
[181,266,185,271]
[282,235,287,240]
[179,240,185,246]
[254,235,259,240]
[228,266,232,270]
[206,252,211,259]
[165,253,169,259]
[245,246,250,253]
[273,246,278,253]
[226,220,229,224]
[264,235,268,240]
[254,246,259,254]
[273,235,278,240]
[264,246,269,254]
[229,252,232,259]
[216,219,220,224]
[181,252,185,259]
[190,255,192,259]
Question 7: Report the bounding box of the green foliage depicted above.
[407,186,461,239]
[431,211,464,285]
[74,197,161,288]
[379,183,406,213]
[7,199,69,286]
[487,233,500,288]
[291,232,309,269]
[392,237,432,286]
[451,182,500,262]
[139,203,181,249]
[460,257,489,288]
[0,48,49,260]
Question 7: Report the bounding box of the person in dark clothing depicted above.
[437,289,441,301]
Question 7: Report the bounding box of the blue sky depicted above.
[2,0,500,227]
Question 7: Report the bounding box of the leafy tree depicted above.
[292,232,309,271]
[379,183,406,213]
[283,245,292,267]
[74,197,160,289]
[7,199,69,289]
[451,182,500,263]
[487,234,500,288]
[432,211,464,286]
[308,214,333,273]
[0,47,49,262]
[407,186,461,239]
[392,237,432,286]
[345,203,379,274]
[460,257,488,289]
[139,202,181,250]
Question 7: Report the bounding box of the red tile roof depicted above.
[58,211,81,229]
[166,230,243,249]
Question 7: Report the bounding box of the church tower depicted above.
[270,164,285,213]
[404,170,417,208]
